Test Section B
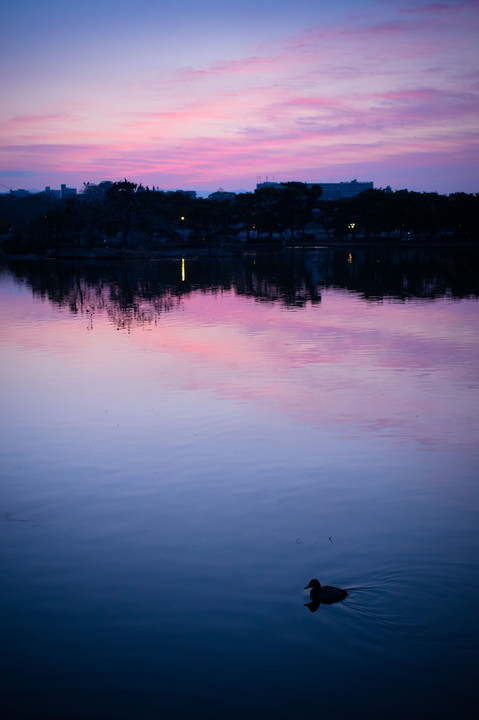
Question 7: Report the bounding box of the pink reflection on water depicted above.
[1,276,478,455]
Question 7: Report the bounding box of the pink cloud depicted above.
[2,113,76,128]
[176,55,286,79]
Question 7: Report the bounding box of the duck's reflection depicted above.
[304,597,322,613]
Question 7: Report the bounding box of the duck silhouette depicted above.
[304,579,348,612]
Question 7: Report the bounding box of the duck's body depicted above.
[304,579,348,605]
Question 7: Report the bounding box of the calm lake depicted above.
[1,248,478,719]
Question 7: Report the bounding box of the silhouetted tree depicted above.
[105,180,138,248]
[277,182,322,239]
[82,181,113,202]
[233,192,257,242]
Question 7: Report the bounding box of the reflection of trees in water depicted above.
[5,260,187,331]
[4,248,479,329]
[235,251,322,307]
[106,293,182,331]
[330,248,479,300]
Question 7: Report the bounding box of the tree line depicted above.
[1,180,477,255]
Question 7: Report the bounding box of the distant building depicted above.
[10,189,31,197]
[44,186,61,198]
[61,184,77,198]
[316,179,373,201]
[255,179,373,201]
[255,181,280,190]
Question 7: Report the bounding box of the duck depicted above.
[304,579,348,609]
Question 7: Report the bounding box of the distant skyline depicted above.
[1,0,478,195]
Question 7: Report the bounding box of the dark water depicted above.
[1,248,478,719]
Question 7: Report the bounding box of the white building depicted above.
[255,179,373,201]
[316,180,373,201]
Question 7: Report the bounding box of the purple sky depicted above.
[1,0,478,194]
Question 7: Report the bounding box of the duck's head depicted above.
[304,579,321,591]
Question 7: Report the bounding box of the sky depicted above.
[1,0,478,194]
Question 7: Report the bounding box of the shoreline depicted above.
[1,238,478,263]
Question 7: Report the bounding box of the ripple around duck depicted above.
[338,561,479,654]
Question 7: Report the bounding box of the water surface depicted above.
[1,249,478,719]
